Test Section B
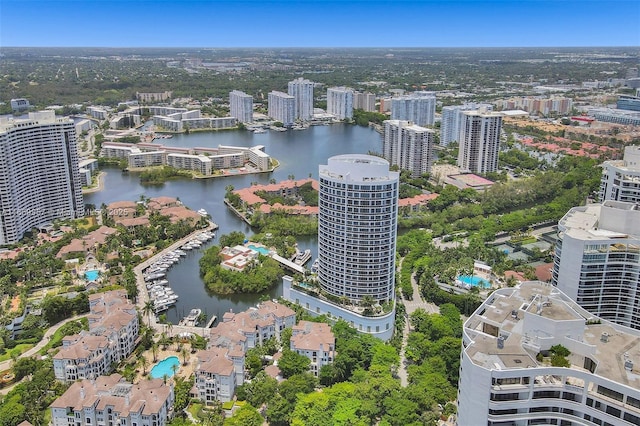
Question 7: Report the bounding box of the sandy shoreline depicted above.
[82,171,106,194]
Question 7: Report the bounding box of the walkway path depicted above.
[0,313,89,395]
[397,258,439,387]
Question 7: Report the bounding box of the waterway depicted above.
[84,124,382,324]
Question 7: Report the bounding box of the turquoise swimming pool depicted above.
[248,244,270,255]
[150,356,179,379]
[84,270,100,282]
[457,275,491,289]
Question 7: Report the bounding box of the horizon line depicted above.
[3,45,639,49]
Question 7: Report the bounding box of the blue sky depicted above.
[1,0,639,47]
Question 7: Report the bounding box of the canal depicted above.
[84,124,382,324]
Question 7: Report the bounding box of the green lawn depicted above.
[0,344,34,362]
[187,402,203,419]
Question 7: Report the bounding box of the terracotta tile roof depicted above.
[291,321,335,352]
[196,348,235,376]
[51,374,171,417]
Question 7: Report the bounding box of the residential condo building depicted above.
[0,111,84,245]
[383,120,435,177]
[283,154,399,341]
[50,374,174,426]
[229,90,254,123]
[441,103,494,146]
[290,321,335,377]
[457,110,503,174]
[458,280,640,426]
[288,77,315,121]
[326,87,354,120]
[599,145,640,203]
[391,91,436,127]
[268,91,296,127]
[353,92,376,112]
[551,201,640,330]
[53,290,139,382]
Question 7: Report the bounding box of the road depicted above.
[0,313,88,395]
[397,258,439,387]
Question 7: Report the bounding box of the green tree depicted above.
[278,349,311,378]
[224,404,263,426]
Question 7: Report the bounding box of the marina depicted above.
[84,123,381,325]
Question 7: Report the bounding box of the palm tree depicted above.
[142,301,155,326]
[151,342,159,363]
[181,346,189,366]
[139,356,149,376]
[171,363,179,379]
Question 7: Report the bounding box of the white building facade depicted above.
[391,91,436,127]
[283,155,399,341]
[552,201,640,330]
[0,111,84,244]
[229,90,253,123]
[441,103,494,146]
[288,77,315,121]
[268,91,296,127]
[326,87,354,120]
[458,280,640,426]
[457,110,503,174]
[599,145,640,203]
[383,120,435,177]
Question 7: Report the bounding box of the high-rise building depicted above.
[288,77,315,121]
[383,120,435,177]
[283,155,399,340]
[457,110,503,174]
[353,92,376,112]
[391,91,436,126]
[229,90,253,123]
[267,91,296,127]
[458,280,640,426]
[326,87,354,120]
[552,201,640,330]
[0,111,84,244]
[600,145,640,203]
[441,103,494,146]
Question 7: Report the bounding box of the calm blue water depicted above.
[84,124,382,324]
[457,275,491,288]
[248,244,270,255]
[84,270,99,281]
[150,356,180,379]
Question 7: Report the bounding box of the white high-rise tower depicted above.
[317,154,399,305]
[383,120,435,177]
[229,90,253,123]
[457,110,503,174]
[282,154,399,340]
[391,91,436,126]
[326,87,354,120]
[0,111,84,244]
[288,77,314,121]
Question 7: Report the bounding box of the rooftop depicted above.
[463,281,640,389]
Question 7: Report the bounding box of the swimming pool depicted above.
[150,356,179,379]
[84,270,100,282]
[457,275,491,289]
[247,244,270,255]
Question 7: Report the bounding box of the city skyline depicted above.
[1,0,638,48]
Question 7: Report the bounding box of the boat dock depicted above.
[205,315,218,328]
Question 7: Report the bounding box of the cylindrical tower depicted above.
[317,154,399,305]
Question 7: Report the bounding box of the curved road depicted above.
[0,313,88,395]
[397,258,439,387]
